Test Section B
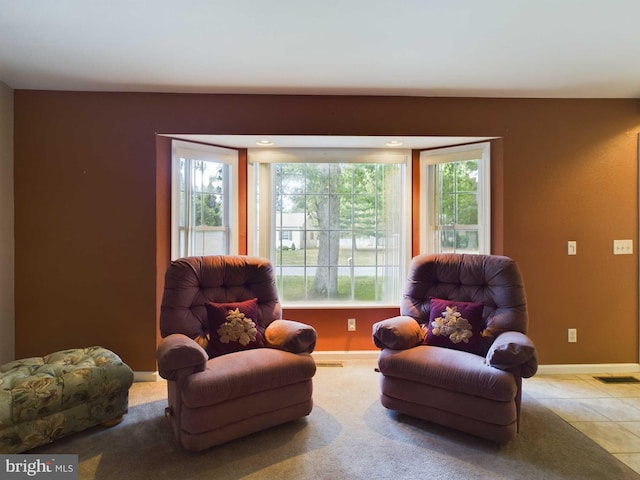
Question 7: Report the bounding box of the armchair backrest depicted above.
[160,255,282,341]
[400,253,528,336]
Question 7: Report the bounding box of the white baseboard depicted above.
[134,371,159,382]
[536,363,640,375]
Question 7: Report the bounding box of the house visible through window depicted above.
[420,142,491,254]
[171,140,239,259]
[248,148,411,305]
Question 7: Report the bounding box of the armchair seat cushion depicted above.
[181,349,316,408]
[378,346,517,403]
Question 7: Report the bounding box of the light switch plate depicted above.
[613,239,633,255]
[567,241,577,255]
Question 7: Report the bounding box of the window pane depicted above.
[191,192,204,226]
[456,193,478,225]
[172,141,239,260]
[275,266,306,301]
[439,229,456,253]
[269,161,404,304]
[307,164,332,192]
[430,153,484,254]
[438,163,455,193]
[457,160,479,193]
[438,193,456,225]
[276,165,305,194]
[191,230,227,254]
[337,195,353,228]
[179,157,230,257]
[328,164,344,193]
[455,230,479,253]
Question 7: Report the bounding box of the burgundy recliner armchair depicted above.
[372,253,538,443]
[156,255,317,451]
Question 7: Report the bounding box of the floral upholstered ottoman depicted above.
[0,346,134,453]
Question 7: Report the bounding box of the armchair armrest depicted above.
[486,331,538,378]
[265,319,317,354]
[156,334,209,381]
[372,316,424,350]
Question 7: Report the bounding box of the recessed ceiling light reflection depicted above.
[256,139,274,146]
[385,140,404,147]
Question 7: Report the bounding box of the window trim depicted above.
[171,140,239,260]
[247,148,412,307]
[419,142,491,255]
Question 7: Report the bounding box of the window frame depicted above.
[247,148,412,307]
[171,140,239,260]
[419,142,491,255]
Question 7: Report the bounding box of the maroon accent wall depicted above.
[13,92,640,370]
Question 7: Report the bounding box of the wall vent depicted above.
[594,376,640,384]
[316,361,344,368]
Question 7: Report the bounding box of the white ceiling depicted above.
[2,0,640,99]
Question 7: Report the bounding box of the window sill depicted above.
[281,303,400,310]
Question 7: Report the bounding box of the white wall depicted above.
[0,81,14,363]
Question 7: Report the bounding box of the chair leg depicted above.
[513,370,523,433]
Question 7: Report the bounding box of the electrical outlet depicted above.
[347,318,356,331]
[568,328,577,343]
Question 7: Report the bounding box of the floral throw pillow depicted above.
[205,298,264,357]
[424,298,487,356]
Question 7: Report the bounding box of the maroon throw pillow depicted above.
[425,298,486,356]
[205,298,264,357]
